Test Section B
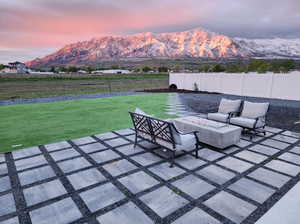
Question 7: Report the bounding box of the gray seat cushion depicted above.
[230,117,265,129]
[156,133,196,151]
[218,98,242,114]
[177,133,197,151]
[207,113,229,123]
[241,101,269,119]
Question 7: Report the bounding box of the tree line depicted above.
[198,59,297,73]
[2,59,298,74]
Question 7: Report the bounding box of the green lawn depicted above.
[0,93,175,153]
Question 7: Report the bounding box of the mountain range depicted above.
[26,28,300,67]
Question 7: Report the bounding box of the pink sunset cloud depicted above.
[0,0,203,49]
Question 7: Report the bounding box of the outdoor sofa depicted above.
[129,109,201,167]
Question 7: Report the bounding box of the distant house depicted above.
[0,66,17,73]
[92,69,131,74]
[0,62,29,74]
[29,71,55,75]
[78,70,88,74]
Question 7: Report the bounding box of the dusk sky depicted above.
[1,0,300,63]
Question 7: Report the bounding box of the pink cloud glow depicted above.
[0,0,204,49]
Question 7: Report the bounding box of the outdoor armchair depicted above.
[230,101,269,140]
[207,98,242,123]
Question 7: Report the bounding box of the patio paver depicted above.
[272,134,298,144]
[119,171,159,194]
[172,208,221,224]
[148,163,185,180]
[67,168,106,190]
[24,179,67,206]
[204,191,256,224]
[0,163,8,175]
[29,198,82,224]
[12,146,41,160]
[196,165,236,185]
[89,150,120,164]
[265,160,300,176]
[0,193,16,216]
[228,178,276,203]
[115,144,145,155]
[57,157,92,173]
[248,144,279,156]
[15,155,48,171]
[0,176,11,193]
[234,150,268,164]
[95,132,118,140]
[278,152,300,165]
[140,186,188,218]
[1,217,19,224]
[44,141,71,151]
[105,138,130,147]
[248,168,290,188]
[97,202,153,224]
[79,142,107,153]
[72,136,96,145]
[172,175,215,199]
[261,139,290,150]
[290,146,300,155]
[198,148,225,161]
[131,152,162,166]
[103,159,138,177]
[18,165,56,186]
[217,157,254,173]
[79,183,125,212]
[49,148,80,161]
[175,154,206,170]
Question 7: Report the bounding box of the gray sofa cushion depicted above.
[241,101,269,119]
[230,117,265,129]
[218,98,242,114]
[207,113,229,123]
[155,133,196,151]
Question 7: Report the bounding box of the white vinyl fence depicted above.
[169,72,300,101]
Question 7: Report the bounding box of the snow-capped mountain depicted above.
[235,38,300,58]
[26,28,300,67]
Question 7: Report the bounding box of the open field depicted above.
[0,93,174,153]
[0,73,169,100]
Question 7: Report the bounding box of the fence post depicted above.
[108,80,112,93]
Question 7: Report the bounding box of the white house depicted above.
[78,70,88,74]
[0,67,17,73]
[92,69,131,74]
[29,71,55,75]
[0,62,29,74]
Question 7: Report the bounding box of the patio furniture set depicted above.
[130,98,269,166]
